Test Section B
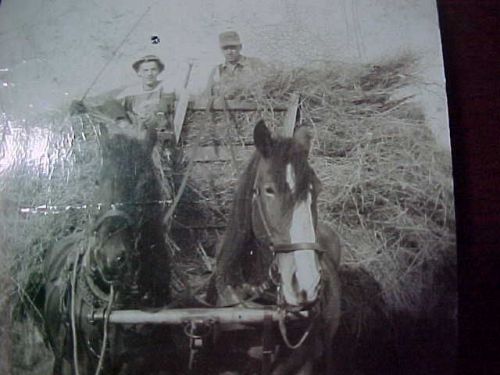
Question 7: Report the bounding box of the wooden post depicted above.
[282,94,300,137]
[173,61,194,144]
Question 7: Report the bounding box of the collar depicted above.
[221,55,248,70]
[117,80,164,99]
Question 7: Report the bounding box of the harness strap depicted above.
[252,191,323,254]
[92,208,134,232]
[262,312,274,375]
[278,308,314,350]
[273,242,323,253]
[82,248,112,303]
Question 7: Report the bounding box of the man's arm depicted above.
[69,99,88,115]
[203,65,219,98]
[250,57,271,79]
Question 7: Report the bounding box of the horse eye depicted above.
[264,186,275,195]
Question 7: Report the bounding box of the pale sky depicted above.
[0,0,449,148]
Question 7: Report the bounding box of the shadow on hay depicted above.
[333,264,456,375]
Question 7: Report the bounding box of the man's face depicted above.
[137,61,160,87]
[222,45,242,64]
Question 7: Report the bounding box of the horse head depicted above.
[87,206,137,287]
[252,120,323,309]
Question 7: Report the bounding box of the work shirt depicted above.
[205,56,268,99]
[116,81,177,202]
[117,81,176,131]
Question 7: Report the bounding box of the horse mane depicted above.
[215,152,260,286]
[99,133,164,218]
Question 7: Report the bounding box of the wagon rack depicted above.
[93,93,303,374]
[169,94,301,240]
[176,94,301,157]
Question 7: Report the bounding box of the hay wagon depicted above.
[91,94,304,373]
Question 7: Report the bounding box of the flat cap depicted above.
[132,55,165,72]
[219,31,241,48]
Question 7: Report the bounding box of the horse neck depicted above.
[217,154,273,285]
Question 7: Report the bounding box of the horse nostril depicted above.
[300,290,307,303]
[292,274,299,292]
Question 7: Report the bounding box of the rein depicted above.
[81,207,137,302]
[69,238,116,375]
[69,208,132,374]
[82,245,113,303]
[277,307,316,350]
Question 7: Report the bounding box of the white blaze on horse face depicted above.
[286,164,295,193]
[279,164,321,307]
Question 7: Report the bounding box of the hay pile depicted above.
[1,53,456,372]
[274,56,457,317]
[181,53,455,317]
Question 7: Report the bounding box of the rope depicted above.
[80,0,159,101]
[94,285,115,375]
[277,308,313,350]
[70,251,81,375]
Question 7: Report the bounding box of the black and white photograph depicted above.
[0,1,456,374]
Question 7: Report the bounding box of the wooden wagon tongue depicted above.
[89,306,308,325]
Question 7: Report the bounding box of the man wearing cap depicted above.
[205,31,268,99]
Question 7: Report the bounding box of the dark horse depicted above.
[210,120,342,374]
[40,124,174,374]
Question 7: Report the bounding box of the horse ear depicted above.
[254,120,273,158]
[293,126,313,156]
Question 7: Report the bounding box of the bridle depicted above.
[251,166,324,349]
[92,206,135,233]
[83,207,137,298]
[251,169,324,263]
[68,207,134,375]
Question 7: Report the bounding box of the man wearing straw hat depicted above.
[71,55,177,207]
[118,55,178,208]
[205,31,268,99]
[71,55,176,140]
[117,55,176,138]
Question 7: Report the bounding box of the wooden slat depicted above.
[189,96,289,112]
[186,145,254,162]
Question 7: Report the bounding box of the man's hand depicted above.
[157,129,175,145]
[69,100,87,115]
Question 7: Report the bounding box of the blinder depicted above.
[92,206,135,233]
[88,206,137,286]
[252,187,323,255]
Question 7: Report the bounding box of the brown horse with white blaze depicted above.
[211,120,342,374]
